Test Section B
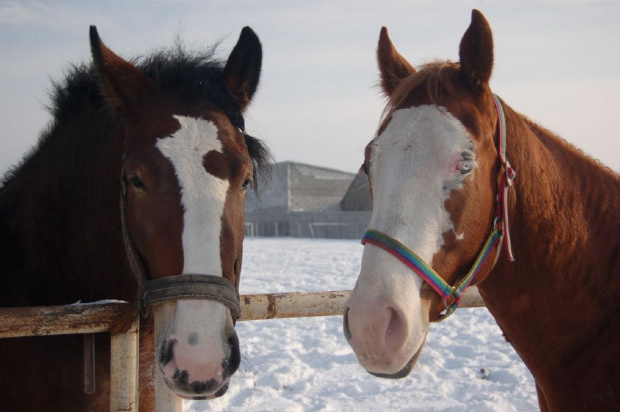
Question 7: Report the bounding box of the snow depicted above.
[186,238,538,412]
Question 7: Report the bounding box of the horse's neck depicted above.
[0,113,133,305]
[478,105,620,376]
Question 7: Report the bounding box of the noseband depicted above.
[362,95,516,322]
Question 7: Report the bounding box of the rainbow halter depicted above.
[361,95,516,322]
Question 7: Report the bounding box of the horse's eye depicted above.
[128,175,145,190]
[242,179,253,191]
[459,151,475,174]
[460,160,474,174]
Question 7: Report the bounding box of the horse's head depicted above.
[90,27,268,399]
[344,10,504,378]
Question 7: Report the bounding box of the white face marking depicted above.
[368,105,474,263]
[154,116,234,394]
[346,105,475,373]
[156,115,229,277]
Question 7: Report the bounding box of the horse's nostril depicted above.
[159,339,176,366]
[343,307,352,341]
[227,333,241,375]
[172,369,190,386]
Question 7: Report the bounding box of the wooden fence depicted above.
[0,288,484,411]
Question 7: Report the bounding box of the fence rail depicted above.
[0,288,484,338]
[0,287,484,411]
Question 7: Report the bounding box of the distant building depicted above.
[340,170,372,212]
[246,161,372,238]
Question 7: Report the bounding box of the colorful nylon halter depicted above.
[361,95,516,322]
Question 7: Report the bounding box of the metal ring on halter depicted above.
[434,298,456,323]
[435,299,450,323]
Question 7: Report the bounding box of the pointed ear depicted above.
[89,26,154,111]
[459,10,494,91]
[223,27,262,111]
[377,27,416,97]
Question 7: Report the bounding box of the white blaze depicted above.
[347,105,475,373]
[368,105,473,262]
[156,115,229,276]
[154,115,232,394]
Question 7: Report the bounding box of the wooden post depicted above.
[153,314,183,412]
[110,314,140,412]
[83,333,96,394]
[154,369,182,412]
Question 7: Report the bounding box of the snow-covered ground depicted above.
[187,238,538,412]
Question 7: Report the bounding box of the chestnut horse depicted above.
[344,10,620,412]
[0,26,270,411]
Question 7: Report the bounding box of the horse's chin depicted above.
[366,335,427,379]
[165,377,231,400]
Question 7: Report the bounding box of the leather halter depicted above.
[361,95,516,322]
[119,158,241,320]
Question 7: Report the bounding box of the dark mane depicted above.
[244,133,273,194]
[2,40,272,192]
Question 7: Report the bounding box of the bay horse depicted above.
[343,9,620,412]
[0,26,270,411]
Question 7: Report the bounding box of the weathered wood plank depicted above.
[154,354,183,412]
[0,287,486,338]
[238,287,484,321]
[0,302,129,338]
[239,290,352,321]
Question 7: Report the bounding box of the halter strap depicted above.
[493,94,516,261]
[142,274,241,318]
[361,94,516,321]
[362,228,502,320]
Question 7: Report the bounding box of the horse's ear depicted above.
[377,27,416,97]
[89,26,153,111]
[223,27,262,111]
[459,10,494,91]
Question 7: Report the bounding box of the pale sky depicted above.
[1,0,619,176]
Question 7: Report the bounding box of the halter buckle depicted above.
[493,216,500,232]
[504,161,516,186]
[434,298,457,322]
